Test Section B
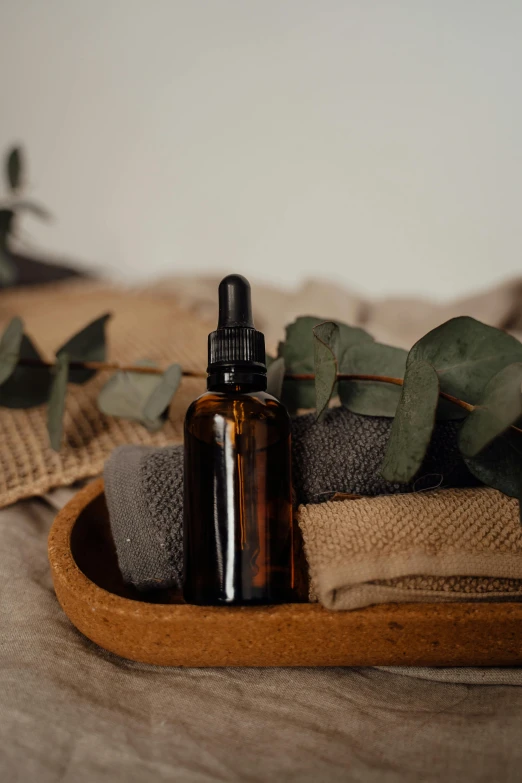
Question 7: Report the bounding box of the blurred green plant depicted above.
[0,145,52,286]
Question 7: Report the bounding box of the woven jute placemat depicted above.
[0,280,208,507]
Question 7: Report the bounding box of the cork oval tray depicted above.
[48,479,522,667]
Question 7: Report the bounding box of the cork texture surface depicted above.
[48,479,522,667]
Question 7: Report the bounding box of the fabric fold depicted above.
[297,488,522,610]
[104,444,184,590]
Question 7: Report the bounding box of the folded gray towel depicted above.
[104,445,184,591]
[104,407,476,591]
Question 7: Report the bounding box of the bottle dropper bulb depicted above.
[218,274,254,328]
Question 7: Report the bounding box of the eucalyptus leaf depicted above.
[0,334,52,408]
[381,360,440,483]
[459,363,522,458]
[0,245,16,286]
[98,360,174,432]
[6,146,22,191]
[0,317,24,385]
[465,431,522,499]
[313,322,339,418]
[279,373,314,414]
[47,353,69,451]
[339,342,407,417]
[266,356,285,399]
[143,363,182,421]
[0,209,14,235]
[409,317,522,416]
[57,313,111,384]
[277,317,324,412]
[278,316,373,413]
[0,209,16,287]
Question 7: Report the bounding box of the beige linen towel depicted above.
[298,488,522,610]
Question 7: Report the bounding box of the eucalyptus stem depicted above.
[285,372,476,414]
[17,357,203,377]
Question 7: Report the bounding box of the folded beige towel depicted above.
[298,488,522,610]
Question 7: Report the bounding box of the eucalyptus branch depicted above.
[14,357,522,438]
[16,358,477,414]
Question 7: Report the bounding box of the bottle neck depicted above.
[207,367,267,393]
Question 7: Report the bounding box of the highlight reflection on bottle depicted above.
[183,274,299,606]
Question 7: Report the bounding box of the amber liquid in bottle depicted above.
[183,273,301,606]
[184,386,298,605]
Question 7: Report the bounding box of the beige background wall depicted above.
[1,0,521,299]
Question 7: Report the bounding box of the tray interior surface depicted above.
[71,492,183,605]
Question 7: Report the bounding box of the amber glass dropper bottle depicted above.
[183,274,298,605]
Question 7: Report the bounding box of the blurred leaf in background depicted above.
[0,317,24,385]
[0,319,52,408]
[47,353,69,451]
[266,356,285,399]
[98,361,182,432]
[6,146,23,192]
[57,314,111,384]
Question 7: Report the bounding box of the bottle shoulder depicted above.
[185,390,289,424]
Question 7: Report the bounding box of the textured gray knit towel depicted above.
[104,407,476,591]
[104,445,184,592]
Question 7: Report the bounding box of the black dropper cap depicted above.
[207,274,266,390]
